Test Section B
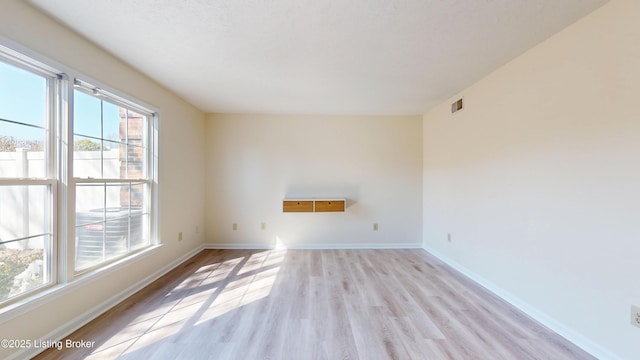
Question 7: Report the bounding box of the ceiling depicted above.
[29,0,607,115]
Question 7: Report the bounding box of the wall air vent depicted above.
[451,98,464,114]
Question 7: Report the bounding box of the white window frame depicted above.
[0,44,64,304]
[0,39,159,310]
[70,79,158,274]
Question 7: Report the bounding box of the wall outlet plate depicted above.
[632,305,640,328]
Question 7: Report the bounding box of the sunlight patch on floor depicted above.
[195,250,285,325]
[85,250,287,358]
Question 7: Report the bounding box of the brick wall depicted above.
[119,108,145,207]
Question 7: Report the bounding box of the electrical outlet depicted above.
[447,233,452,242]
[632,305,640,328]
[261,222,266,230]
[178,232,183,241]
[232,223,237,231]
[195,226,199,234]
[373,223,378,231]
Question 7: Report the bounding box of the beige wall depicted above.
[423,0,639,358]
[206,113,423,248]
[0,1,206,358]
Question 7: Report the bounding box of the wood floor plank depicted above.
[31,249,596,360]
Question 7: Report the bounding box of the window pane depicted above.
[124,144,146,179]
[75,207,133,271]
[0,184,51,302]
[129,182,147,210]
[75,183,105,226]
[0,236,49,302]
[130,214,149,250]
[75,182,149,271]
[0,185,48,241]
[105,182,129,210]
[121,111,147,180]
[73,135,102,178]
[102,101,120,143]
[0,61,46,128]
[76,183,106,271]
[104,216,129,257]
[75,220,104,271]
[73,90,101,139]
[0,120,46,178]
[125,110,146,145]
[103,140,120,178]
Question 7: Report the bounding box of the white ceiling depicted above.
[29,0,606,115]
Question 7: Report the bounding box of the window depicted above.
[0,43,158,307]
[0,54,58,303]
[72,82,155,272]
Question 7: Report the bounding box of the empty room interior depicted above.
[0,0,638,359]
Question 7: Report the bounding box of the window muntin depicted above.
[0,57,55,303]
[72,87,153,272]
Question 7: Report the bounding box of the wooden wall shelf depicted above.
[283,199,346,213]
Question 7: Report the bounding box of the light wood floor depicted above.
[33,249,595,360]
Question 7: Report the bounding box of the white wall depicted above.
[206,113,422,248]
[0,1,206,358]
[422,0,640,358]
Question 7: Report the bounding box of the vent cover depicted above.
[451,98,464,114]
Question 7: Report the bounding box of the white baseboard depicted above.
[204,242,423,250]
[10,244,205,360]
[204,243,273,250]
[422,244,620,360]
